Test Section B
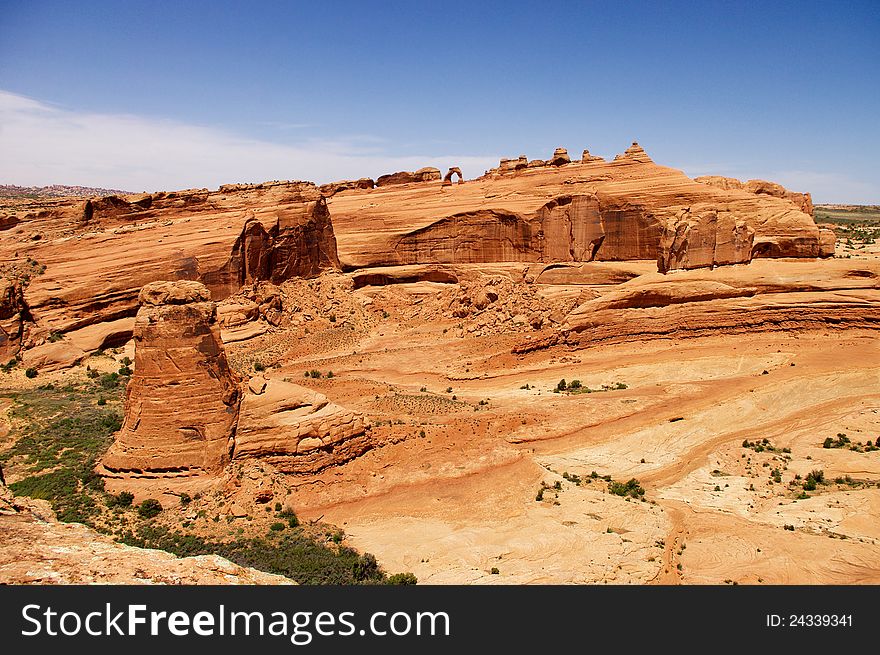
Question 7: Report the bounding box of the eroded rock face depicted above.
[235,378,370,474]
[376,168,441,187]
[0,279,28,361]
[99,281,241,479]
[329,142,824,274]
[3,181,339,351]
[695,175,814,216]
[657,209,755,273]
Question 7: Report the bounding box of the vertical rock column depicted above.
[100,281,241,479]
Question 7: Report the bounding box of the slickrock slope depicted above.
[695,175,813,216]
[0,482,290,584]
[0,180,339,365]
[328,143,827,272]
[99,281,241,479]
[518,259,880,352]
[236,376,369,474]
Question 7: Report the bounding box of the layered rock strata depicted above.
[99,281,241,479]
[0,180,339,357]
[329,143,829,274]
[99,280,370,483]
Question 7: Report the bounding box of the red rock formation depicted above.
[376,167,441,187]
[550,147,571,166]
[0,181,339,361]
[235,377,370,474]
[99,281,241,480]
[657,209,755,273]
[0,279,27,361]
[442,167,463,186]
[581,149,604,163]
[329,143,824,274]
[318,178,375,196]
[695,175,814,216]
[515,260,880,353]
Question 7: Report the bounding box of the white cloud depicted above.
[0,90,499,192]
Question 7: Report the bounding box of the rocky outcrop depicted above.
[100,279,372,484]
[376,168,441,187]
[695,176,814,216]
[235,377,370,474]
[330,143,825,275]
[818,228,837,257]
[0,180,339,362]
[550,147,571,166]
[442,167,463,186]
[204,195,340,298]
[581,149,604,163]
[318,178,375,196]
[522,260,880,351]
[0,279,28,361]
[498,155,529,173]
[99,281,241,480]
[0,481,290,584]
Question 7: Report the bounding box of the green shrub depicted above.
[608,478,645,498]
[138,498,163,519]
[568,380,582,389]
[107,491,134,508]
[179,493,192,505]
[25,367,38,379]
[386,572,418,585]
[490,567,500,575]
[253,361,266,372]
[270,522,286,531]
[99,372,120,388]
[556,379,567,392]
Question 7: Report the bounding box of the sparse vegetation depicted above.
[137,498,163,519]
[608,478,645,498]
[554,379,627,394]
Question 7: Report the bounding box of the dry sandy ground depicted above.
[247,255,879,585]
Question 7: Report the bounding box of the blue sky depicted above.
[1,0,877,202]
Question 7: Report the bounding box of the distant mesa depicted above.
[0,184,136,199]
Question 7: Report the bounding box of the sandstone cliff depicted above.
[328,143,828,274]
[0,180,340,364]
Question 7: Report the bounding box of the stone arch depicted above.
[442,167,463,186]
